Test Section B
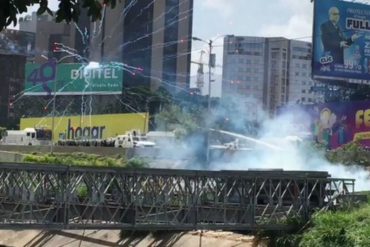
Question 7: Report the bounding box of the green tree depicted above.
[155,104,201,138]
[0,0,120,31]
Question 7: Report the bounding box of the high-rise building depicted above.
[0,29,35,59]
[19,12,76,63]
[222,35,323,116]
[0,54,26,128]
[0,29,35,127]
[101,0,193,92]
[288,40,324,105]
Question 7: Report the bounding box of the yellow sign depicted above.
[20,113,149,141]
[353,131,370,141]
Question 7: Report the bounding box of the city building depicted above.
[19,0,194,93]
[0,29,35,127]
[0,29,35,60]
[222,35,323,116]
[0,54,26,128]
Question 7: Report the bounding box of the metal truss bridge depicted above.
[0,163,355,231]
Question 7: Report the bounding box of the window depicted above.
[293,47,311,53]
[302,89,306,93]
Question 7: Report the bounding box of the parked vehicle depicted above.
[114,130,155,148]
[0,128,52,146]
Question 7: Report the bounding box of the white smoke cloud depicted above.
[210,109,370,191]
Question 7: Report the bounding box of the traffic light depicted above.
[8,95,15,118]
[51,42,62,53]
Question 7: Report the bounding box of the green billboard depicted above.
[24,62,123,95]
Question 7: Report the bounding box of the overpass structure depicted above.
[0,163,355,231]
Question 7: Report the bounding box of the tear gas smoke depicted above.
[210,109,370,191]
[151,95,370,191]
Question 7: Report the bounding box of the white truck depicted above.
[0,128,52,146]
[114,130,155,148]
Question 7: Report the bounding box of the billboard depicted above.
[20,113,149,141]
[24,62,123,95]
[310,101,370,149]
[313,0,370,81]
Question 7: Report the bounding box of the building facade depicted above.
[0,54,26,128]
[0,29,35,128]
[222,35,323,116]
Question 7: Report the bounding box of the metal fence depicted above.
[0,163,355,230]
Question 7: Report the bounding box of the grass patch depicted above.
[299,204,370,247]
[23,152,149,168]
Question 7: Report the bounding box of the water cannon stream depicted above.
[209,129,283,151]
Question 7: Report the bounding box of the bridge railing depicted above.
[0,163,355,230]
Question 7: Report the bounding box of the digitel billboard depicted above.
[24,62,123,95]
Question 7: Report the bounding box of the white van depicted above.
[114,131,155,148]
[1,128,52,146]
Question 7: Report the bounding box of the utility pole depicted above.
[208,40,213,112]
[51,76,56,154]
[192,37,215,165]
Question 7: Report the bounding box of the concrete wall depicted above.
[0,151,25,163]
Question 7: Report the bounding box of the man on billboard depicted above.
[320,7,360,64]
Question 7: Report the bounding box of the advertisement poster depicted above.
[311,101,370,149]
[24,62,123,95]
[313,0,370,81]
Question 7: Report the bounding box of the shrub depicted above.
[23,153,126,168]
[126,157,149,169]
[300,205,370,247]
